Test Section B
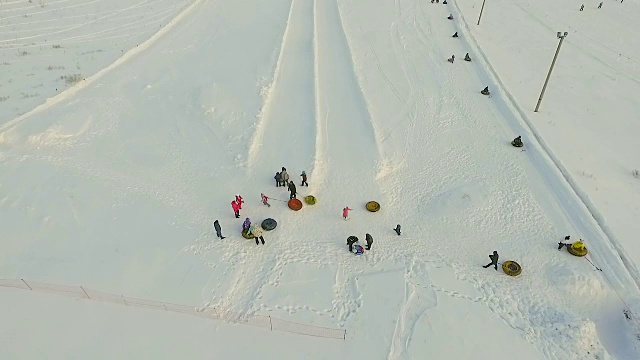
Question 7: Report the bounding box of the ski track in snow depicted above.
[246,0,316,175]
[387,261,438,360]
[314,0,383,197]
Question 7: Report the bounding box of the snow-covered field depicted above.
[1,0,640,359]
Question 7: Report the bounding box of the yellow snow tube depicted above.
[568,242,588,257]
[304,195,317,205]
[366,201,380,212]
[502,261,522,276]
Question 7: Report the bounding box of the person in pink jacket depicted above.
[235,195,244,209]
[231,201,240,218]
[343,207,352,220]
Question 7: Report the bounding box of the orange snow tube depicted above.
[288,199,303,211]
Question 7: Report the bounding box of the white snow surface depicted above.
[1,0,640,359]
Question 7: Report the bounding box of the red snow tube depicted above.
[288,199,303,211]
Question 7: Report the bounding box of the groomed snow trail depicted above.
[247,0,316,175]
[337,0,640,358]
[313,0,382,198]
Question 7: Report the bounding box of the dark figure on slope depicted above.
[481,86,490,95]
[275,172,282,187]
[365,233,374,250]
[448,55,455,63]
[598,2,602,8]
[511,135,523,147]
[452,32,459,38]
[483,251,499,270]
[300,171,308,186]
[464,53,471,61]
[347,236,359,252]
[580,4,584,11]
[394,224,402,236]
[447,14,453,20]
[288,181,297,199]
[213,220,225,239]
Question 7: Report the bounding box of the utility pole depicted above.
[535,32,568,112]
[477,0,487,25]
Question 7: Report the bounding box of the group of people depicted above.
[444,13,493,96]
[346,225,402,255]
[274,167,308,200]
[242,217,266,245]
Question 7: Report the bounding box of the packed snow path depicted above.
[1,0,640,359]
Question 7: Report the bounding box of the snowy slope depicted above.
[1,0,640,359]
[454,0,640,278]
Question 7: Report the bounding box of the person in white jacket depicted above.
[250,225,265,245]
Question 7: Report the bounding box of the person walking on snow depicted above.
[598,1,602,8]
[394,224,401,236]
[213,220,225,239]
[242,218,251,231]
[261,193,271,207]
[235,195,244,210]
[288,181,297,199]
[231,201,240,218]
[275,172,282,187]
[280,167,290,186]
[300,171,308,186]
[365,233,373,250]
[483,251,499,270]
[250,225,265,245]
[343,207,353,220]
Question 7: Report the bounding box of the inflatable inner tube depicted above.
[261,218,277,231]
[511,141,523,147]
[567,245,588,257]
[304,195,317,205]
[502,261,522,276]
[288,198,303,211]
[366,201,380,212]
[241,229,253,239]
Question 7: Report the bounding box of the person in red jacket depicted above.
[261,193,270,207]
[231,201,240,218]
[235,195,244,209]
[343,207,352,220]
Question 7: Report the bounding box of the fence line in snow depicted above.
[0,278,346,340]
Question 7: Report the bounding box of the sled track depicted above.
[449,0,640,293]
[0,0,202,134]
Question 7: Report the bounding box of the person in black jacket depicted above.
[288,181,297,199]
[483,251,499,270]
[213,220,225,239]
[365,234,373,250]
[347,236,359,252]
[275,172,282,187]
[394,224,401,235]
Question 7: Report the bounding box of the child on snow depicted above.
[343,207,352,220]
[231,201,240,218]
[261,193,270,207]
[242,218,251,231]
[235,195,244,209]
[300,171,308,186]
